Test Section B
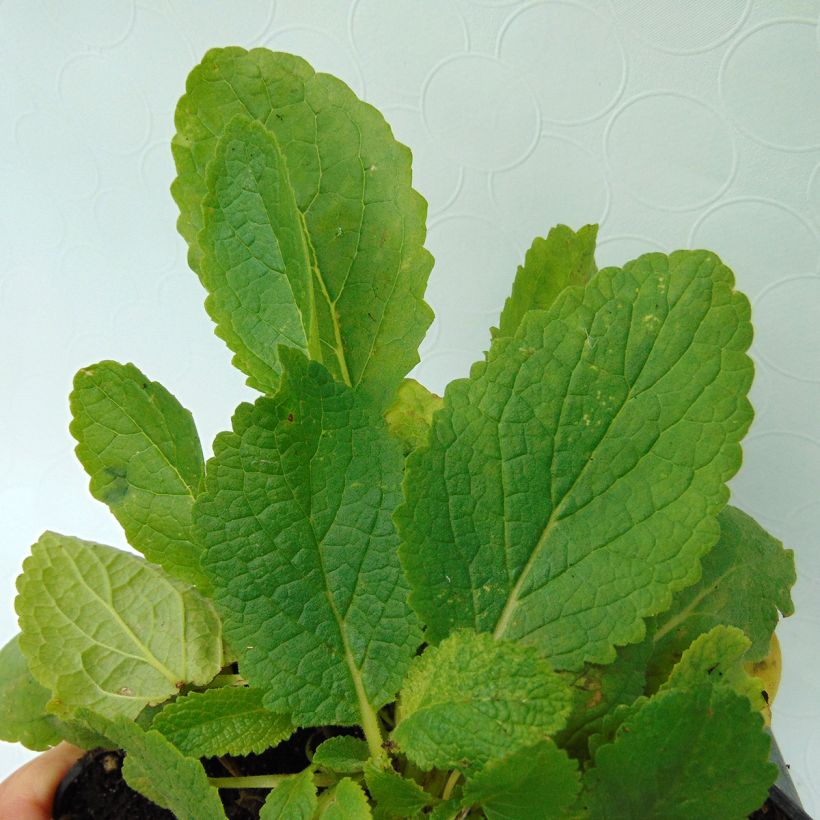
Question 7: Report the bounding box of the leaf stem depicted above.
[208,772,334,790]
[442,769,461,801]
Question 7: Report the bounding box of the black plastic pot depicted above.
[751,734,814,820]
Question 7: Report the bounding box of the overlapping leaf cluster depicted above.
[0,47,797,819]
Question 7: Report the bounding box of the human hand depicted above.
[0,743,83,820]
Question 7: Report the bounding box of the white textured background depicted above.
[1,0,819,809]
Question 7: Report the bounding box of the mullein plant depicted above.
[0,48,795,819]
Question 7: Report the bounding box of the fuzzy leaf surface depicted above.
[82,710,226,820]
[392,631,570,771]
[196,350,420,726]
[0,635,62,750]
[260,769,318,820]
[313,736,370,773]
[151,686,292,757]
[660,625,763,708]
[384,379,442,456]
[647,505,795,690]
[198,116,314,393]
[70,361,207,588]
[583,685,775,819]
[16,533,223,719]
[173,47,433,409]
[321,777,372,819]
[398,251,753,669]
[494,223,598,343]
[463,740,580,820]
[364,763,433,817]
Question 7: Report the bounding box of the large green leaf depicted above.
[320,778,372,819]
[646,505,795,691]
[16,533,223,719]
[462,740,580,820]
[151,686,293,757]
[260,769,318,819]
[0,635,62,750]
[364,762,433,818]
[70,361,207,588]
[392,631,570,772]
[312,736,370,774]
[173,46,433,409]
[582,685,775,819]
[81,710,226,820]
[397,251,753,670]
[198,115,316,394]
[195,349,420,735]
[493,223,598,344]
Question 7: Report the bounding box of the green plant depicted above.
[0,47,796,819]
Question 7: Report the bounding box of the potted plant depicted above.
[0,47,805,819]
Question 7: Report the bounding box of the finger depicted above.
[0,743,84,820]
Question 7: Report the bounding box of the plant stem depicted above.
[208,772,334,790]
[442,769,462,801]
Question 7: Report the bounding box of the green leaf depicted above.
[0,635,62,750]
[151,686,293,757]
[199,115,315,394]
[384,379,442,456]
[364,762,433,817]
[81,710,226,820]
[173,46,433,409]
[398,250,753,669]
[582,686,775,819]
[493,223,598,344]
[16,532,223,720]
[556,633,653,761]
[70,361,208,588]
[392,631,570,771]
[196,349,420,735]
[463,740,580,820]
[313,736,371,773]
[660,625,764,708]
[260,769,318,820]
[321,777,373,819]
[647,505,795,691]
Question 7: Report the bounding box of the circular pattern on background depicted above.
[605,92,735,211]
[498,1,626,124]
[350,0,467,98]
[59,54,151,156]
[168,0,276,48]
[265,26,365,98]
[611,0,749,54]
[422,55,539,171]
[721,19,820,151]
[690,198,819,299]
[16,111,98,201]
[381,105,463,215]
[595,235,666,269]
[784,502,820,586]
[43,0,135,49]
[491,135,609,245]
[808,162,820,226]
[755,276,820,383]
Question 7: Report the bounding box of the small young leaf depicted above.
[151,686,293,757]
[493,223,598,343]
[16,533,223,719]
[660,625,764,708]
[70,361,207,588]
[0,635,62,750]
[392,631,570,771]
[320,777,372,819]
[384,379,441,456]
[583,686,776,819]
[313,736,370,773]
[364,762,433,817]
[462,740,580,820]
[196,350,420,730]
[198,115,315,394]
[260,769,318,820]
[81,710,226,820]
[173,47,433,410]
[647,505,795,691]
[398,251,753,670]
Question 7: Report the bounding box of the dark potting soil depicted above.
[52,726,360,820]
